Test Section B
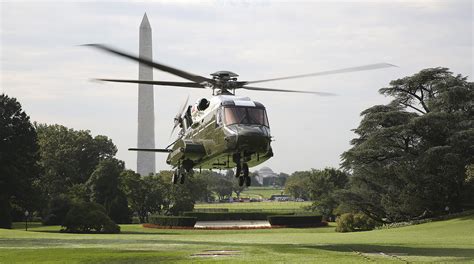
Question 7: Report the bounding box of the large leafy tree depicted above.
[211,172,233,201]
[285,171,312,200]
[120,170,164,223]
[0,94,39,228]
[157,171,202,216]
[36,124,117,198]
[87,158,131,223]
[341,68,473,222]
[308,168,349,219]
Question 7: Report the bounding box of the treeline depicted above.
[283,68,474,227]
[1,67,472,230]
[0,100,259,229]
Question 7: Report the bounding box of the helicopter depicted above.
[85,44,395,187]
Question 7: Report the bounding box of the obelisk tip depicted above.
[140,13,150,28]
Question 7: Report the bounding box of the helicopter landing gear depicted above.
[235,163,241,178]
[173,167,184,184]
[242,163,250,187]
[172,165,194,185]
[181,168,194,184]
[245,175,251,187]
[238,175,245,186]
[234,153,251,186]
[234,153,242,178]
[238,163,250,187]
[172,170,179,184]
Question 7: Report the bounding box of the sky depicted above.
[1,0,472,174]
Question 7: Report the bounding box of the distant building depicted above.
[256,167,278,185]
[269,194,291,201]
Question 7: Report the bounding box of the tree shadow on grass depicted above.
[301,244,474,259]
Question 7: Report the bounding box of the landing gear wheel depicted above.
[245,176,251,187]
[172,170,179,184]
[242,163,249,178]
[176,167,185,184]
[238,176,245,187]
[235,163,242,178]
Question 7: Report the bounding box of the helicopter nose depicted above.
[237,126,267,137]
[225,125,271,152]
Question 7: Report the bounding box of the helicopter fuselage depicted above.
[166,95,273,171]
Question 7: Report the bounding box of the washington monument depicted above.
[137,13,156,176]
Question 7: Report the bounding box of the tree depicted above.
[341,68,473,222]
[0,94,39,228]
[379,67,469,114]
[211,174,233,201]
[42,195,72,225]
[36,124,117,199]
[276,173,290,187]
[87,158,131,223]
[227,170,246,199]
[121,170,164,223]
[193,170,217,202]
[308,168,349,219]
[285,171,312,200]
[156,171,197,216]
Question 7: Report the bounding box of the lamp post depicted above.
[24,210,29,231]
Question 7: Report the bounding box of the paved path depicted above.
[195,220,271,228]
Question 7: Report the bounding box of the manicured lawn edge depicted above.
[142,222,328,230]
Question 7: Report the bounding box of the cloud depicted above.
[1,1,471,173]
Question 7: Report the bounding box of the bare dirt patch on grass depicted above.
[191,250,241,258]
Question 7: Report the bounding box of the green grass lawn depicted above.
[195,201,312,211]
[238,187,285,199]
[1,214,473,263]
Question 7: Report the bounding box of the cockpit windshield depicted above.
[223,107,269,127]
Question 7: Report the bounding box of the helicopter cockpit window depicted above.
[224,107,269,127]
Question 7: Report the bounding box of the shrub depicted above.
[267,215,323,227]
[353,212,376,230]
[108,193,132,224]
[335,213,354,232]
[42,196,71,225]
[62,201,120,233]
[193,208,229,213]
[183,212,294,221]
[336,212,376,232]
[148,215,196,227]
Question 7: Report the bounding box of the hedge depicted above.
[267,215,323,227]
[61,202,120,234]
[183,212,294,221]
[193,208,229,213]
[148,215,197,227]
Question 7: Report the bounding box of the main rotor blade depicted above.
[242,86,337,96]
[128,148,172,153]
[84,44,212,84]
[95,78,205,88]
[244,63,397,85]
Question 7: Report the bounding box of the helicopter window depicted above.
[224,107,269,127]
